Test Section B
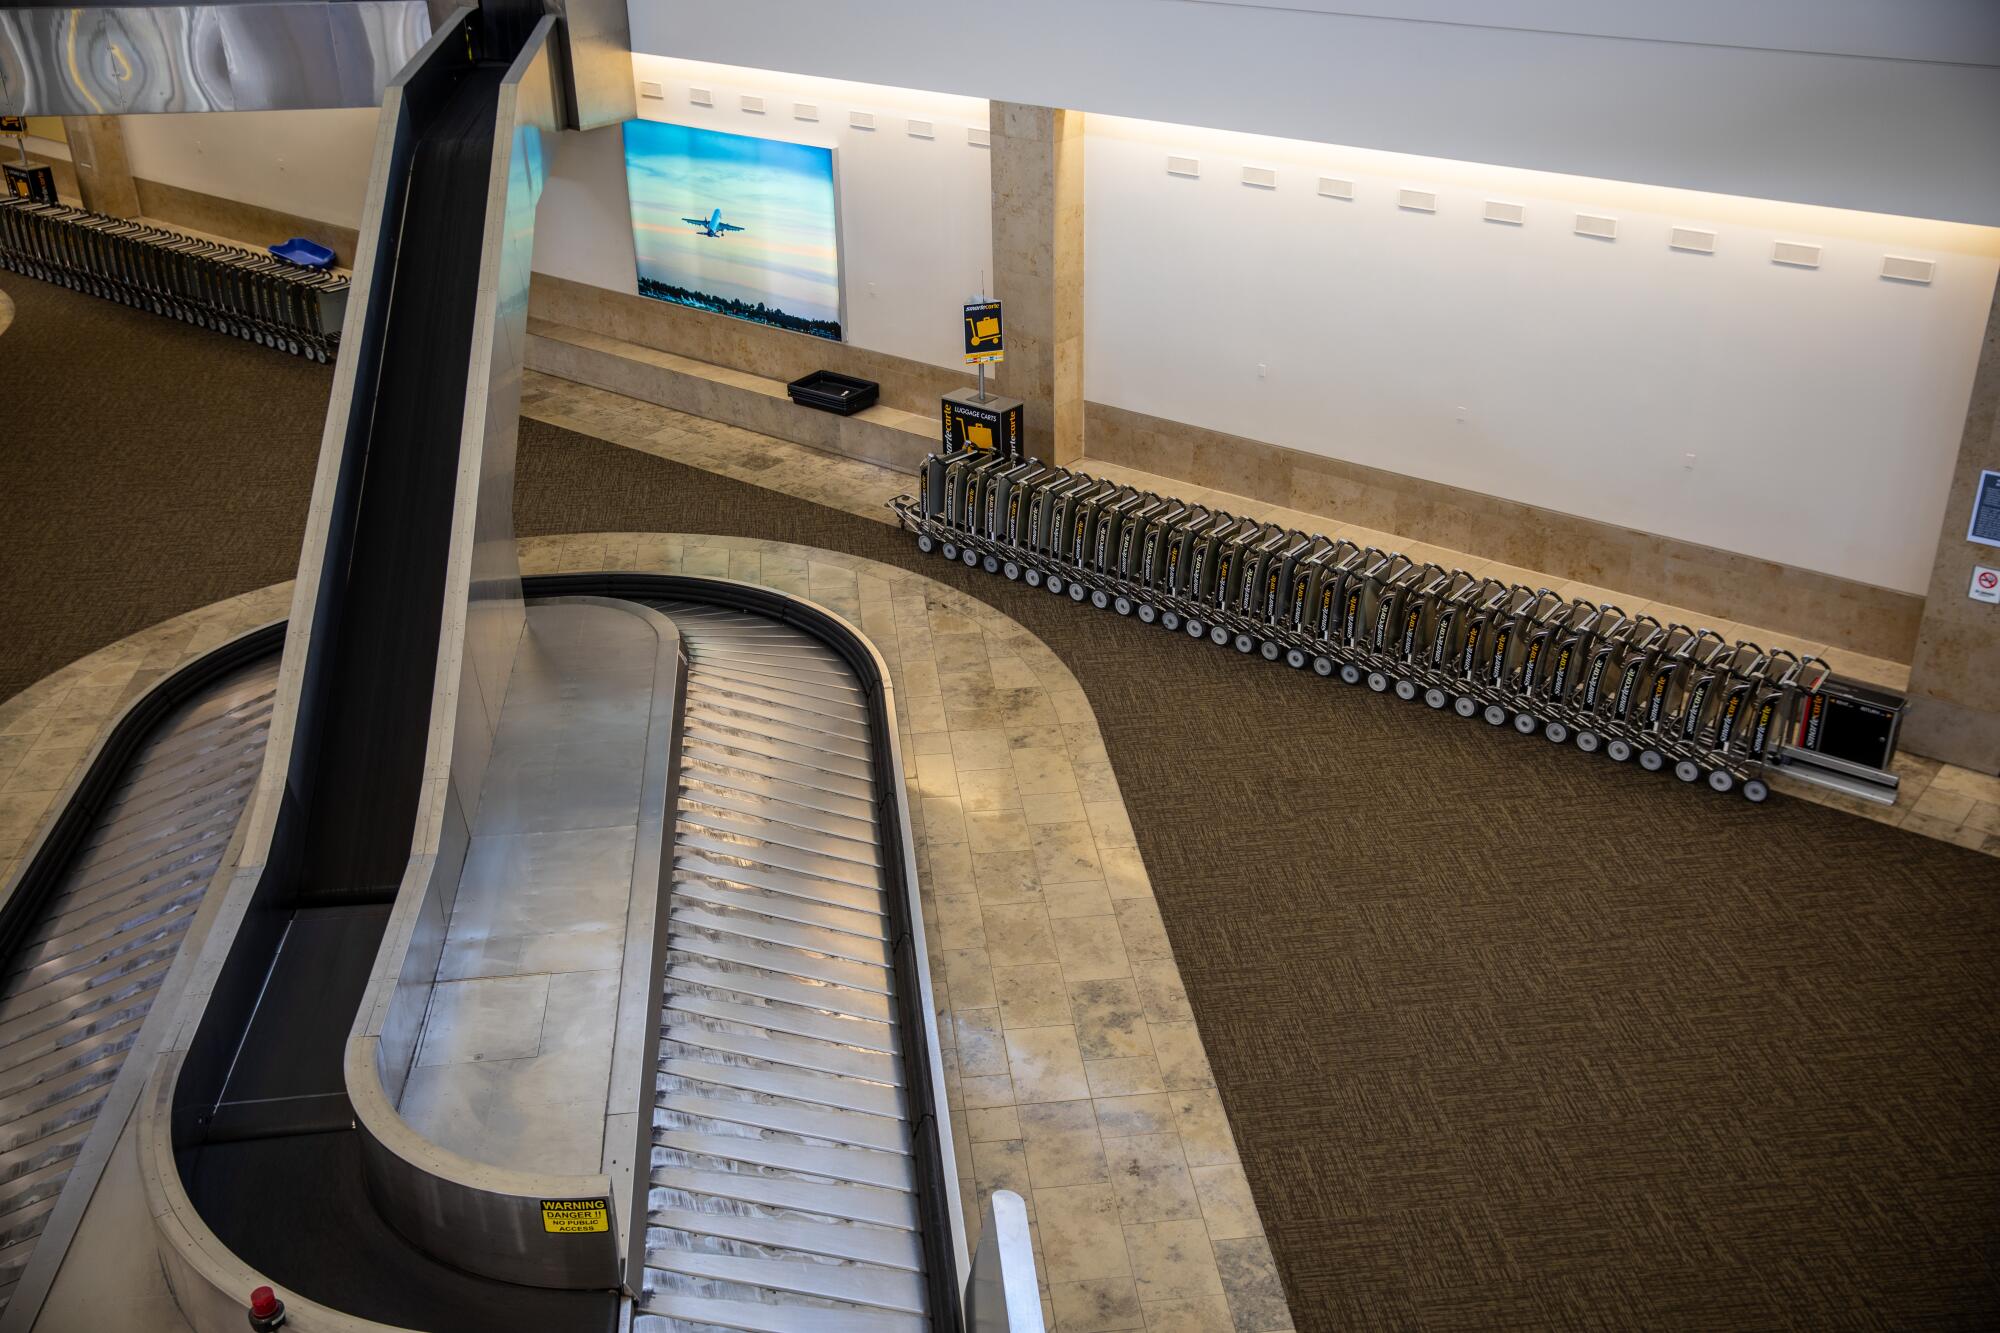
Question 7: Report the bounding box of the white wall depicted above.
[530,55,991,370]
[119,109,381,229]
[641,0,2000,227]
[1084,116,2000,594]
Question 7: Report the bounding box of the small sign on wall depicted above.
[1971,565,2000,605]
[1969,469,2000,548]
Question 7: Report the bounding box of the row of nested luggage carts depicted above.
[893,449,1885,803]
[0,197,347,362]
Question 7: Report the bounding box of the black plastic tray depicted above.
[788,369,879,415]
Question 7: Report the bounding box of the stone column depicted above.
[60,116,140,218]
[988,102,1084,464]
[1903,272,2000,774]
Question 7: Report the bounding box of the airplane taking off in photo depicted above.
[683,207,745,236]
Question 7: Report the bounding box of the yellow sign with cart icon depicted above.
[963,300,1004,364]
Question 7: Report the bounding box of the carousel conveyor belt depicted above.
[639,602,940,1332]
[0,649,280,1316]
[0,581,960,1331]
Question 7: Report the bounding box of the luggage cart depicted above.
[0,198,348,361]
[887,459,1898,806]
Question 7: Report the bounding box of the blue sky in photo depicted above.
[625,119,841,326]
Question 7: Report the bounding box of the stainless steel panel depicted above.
[648,1205,921,1269]
[966,1189,1045,1333]
[649,1167,917,1231]
[657,1056,903,1118]
[657,1093,909,1153]
[548,0,634,131]
[673,852,885,915]
[0,3,432,116]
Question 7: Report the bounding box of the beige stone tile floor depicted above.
[0,534,1295,1332]
[516,370,2000,859]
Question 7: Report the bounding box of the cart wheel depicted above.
[983,554,999,573]
[1312,656,1335,677]
[1091,589,1109,609]
[1046,575,1064,595]
[1069,582,1087,602]
[1186,619,1207,639]
[1484,704,1508,726]
[1425,687,1448,709]
[1161,610,1180,632]
[941,542,959,561]
[1210,625,1231,646]
[1512,712,1538,735]
[1260,640,1281,662]
[1674,759,1701,783]
[1114,596,1132,616]
[963,549,979,567]
[1233,633,1254,653]
[1339,663,1362,686]
[1393,679,1417,701]
[1707,769,1735,793]
[1638,749,1665,771]
[1287,648,1307,669]
[1004,561,1021,581]
[1025,569,1043,587]
[1544,720,1569,744]
[1575,731,1600,753]
[1138,603,1157,624]
[1743,779,1769,803]
[1366,671,1389,692]
[1453,695,1477,718]
[916,534,935,554]
[1606,738,1633,762]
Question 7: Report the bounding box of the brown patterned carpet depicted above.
[5,273,1999,1329]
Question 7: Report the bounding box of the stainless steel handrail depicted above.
[966,1189,1044,1333]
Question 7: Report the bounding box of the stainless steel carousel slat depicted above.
[647,1205,921,1268]
[0,662,276,1313]
[640,606,934,1331]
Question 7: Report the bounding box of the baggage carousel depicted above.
[0,3,1009,1327]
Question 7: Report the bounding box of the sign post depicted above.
[944,295,1024,458]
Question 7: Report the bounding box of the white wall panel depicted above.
[119,109,381,229]
[1083,117,2000,593]
[639,0,2000,226]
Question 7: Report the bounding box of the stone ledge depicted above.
[526,318,938,474]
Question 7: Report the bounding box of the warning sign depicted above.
[1971,565,2000,606]
[540,1197,609,1234]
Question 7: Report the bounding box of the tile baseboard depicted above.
[1085,400,1921,663]
[529,273,974,418]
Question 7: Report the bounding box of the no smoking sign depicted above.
[1972,565,2000,605]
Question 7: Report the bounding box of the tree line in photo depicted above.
[636,276,842,342]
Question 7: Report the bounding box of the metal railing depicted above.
[967,1189,1045,1332]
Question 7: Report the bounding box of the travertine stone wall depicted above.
[989,102,1084,464]
[1905,273,2000,774]
[61,117,139,218]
